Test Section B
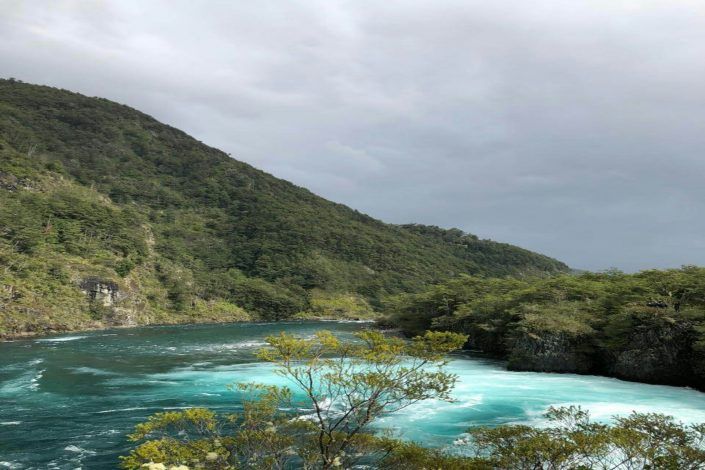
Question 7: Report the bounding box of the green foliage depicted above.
[122,384,321,469]
[376,440,490,469]
[0,79,568,336]
[294,290,377,320]
[227,276,308,320]
[257,329,467,468]
[121,408,234,469]
[123,405,705,469]
[123,329,467,469]
[466,406,705,469]
[387,267,705,387]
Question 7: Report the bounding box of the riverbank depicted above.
[5,313,704,393]
[0,314,379,341]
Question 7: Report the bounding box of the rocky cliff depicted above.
[507,330,594,374]
[606,319,695,386]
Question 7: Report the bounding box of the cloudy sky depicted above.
[2,0,704,271]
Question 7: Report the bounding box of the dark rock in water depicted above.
[507,331,594,374]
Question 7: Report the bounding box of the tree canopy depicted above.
[384,266,705,388]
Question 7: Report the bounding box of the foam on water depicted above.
[35,335,88,343]
[0,368,45,395]
[95,407,150,414]
[2,321,705,468]
[182,339,268,353]
[29,369,45,390]
[318,319,375,324]
[0,462,22,469]
[64,445,95,454]
[70,366,119,376]
[383,357,705,444]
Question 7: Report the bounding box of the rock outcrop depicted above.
[78,278,136,326]
[0,171,33,192]
[80,278,121,307]
[607,320,693,385]
[507,331,594,374]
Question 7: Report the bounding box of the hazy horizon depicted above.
[2,1,704,271]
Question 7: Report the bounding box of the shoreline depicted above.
[4,318,702,393]
[0,316,379,342]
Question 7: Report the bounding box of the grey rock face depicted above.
[508,331,594,373]
[79,278,120,307]
[608,321,692,384]
[79,278,138,326]
[0,172,33,191]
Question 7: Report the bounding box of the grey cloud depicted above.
[1,0,704,271]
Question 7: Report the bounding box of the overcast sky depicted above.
[2,1,704,271]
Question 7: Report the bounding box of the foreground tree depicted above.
[465,406,705,470]
[257,329,467,468]
[121,329,467,469]
[122,378,705,469]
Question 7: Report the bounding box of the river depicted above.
[2,321,705,469]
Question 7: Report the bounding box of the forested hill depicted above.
[0,79,568,336]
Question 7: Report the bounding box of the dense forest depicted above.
[0,79,567,337]
[384,266,705,389]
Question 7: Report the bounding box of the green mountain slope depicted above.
[0,79,568,336]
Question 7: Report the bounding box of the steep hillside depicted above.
[0,79,568,337]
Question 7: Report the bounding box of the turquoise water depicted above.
[2,321,705,469]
